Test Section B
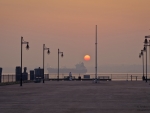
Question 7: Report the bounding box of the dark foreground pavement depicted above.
[0,81,150,113]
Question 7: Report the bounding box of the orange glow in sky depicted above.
[0,0,150,70]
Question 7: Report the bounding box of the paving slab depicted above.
[0,81,150,113]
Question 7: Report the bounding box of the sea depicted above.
[1,73,149,83]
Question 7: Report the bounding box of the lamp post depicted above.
[58,49,63,81]
[139,50,144,80]
[144,35,150,82]
[43,44,50,83]
[95,25,98,83]
[21,36,29,86]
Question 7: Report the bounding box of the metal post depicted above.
[142,52,144,80]
[58,49,59,81]
[43,44,45,83]
[20,37,23,86]
[95,25,98,83]
[146,46,147,82]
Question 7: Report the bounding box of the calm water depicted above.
[1,73,149,83]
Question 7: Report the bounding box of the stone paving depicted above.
[0,81,150,113]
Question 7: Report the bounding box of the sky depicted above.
[0,0,150,72]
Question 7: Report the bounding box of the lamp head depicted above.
[61,53,63,57]
[145,35,150,38]
[144,38,148,44]
[26,42,29,50]
[47,49,50,54]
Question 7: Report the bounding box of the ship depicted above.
[47,62,87,74]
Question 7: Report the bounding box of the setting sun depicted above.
[84,55,91,61]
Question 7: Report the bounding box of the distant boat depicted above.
[47,62,87,74]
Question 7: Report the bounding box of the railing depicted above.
[1,73,149,83]
[48,73,150,81]
[0,74,49,83]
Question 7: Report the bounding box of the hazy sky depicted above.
[0,0,150,71]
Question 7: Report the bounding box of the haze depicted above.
[0,0,150,73]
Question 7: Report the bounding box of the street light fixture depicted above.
[43,44,50,83]
[58,49,63,81]
[139,49,144,81]
[20,36,29,86]
[144,35,150,82]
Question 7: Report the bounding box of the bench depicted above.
[130,75,138,81]
[84,75,90,79]
[64,76,75,80]
[98,76,111,81]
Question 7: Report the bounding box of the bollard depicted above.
[136,76,137,81]
[131,75,132,81]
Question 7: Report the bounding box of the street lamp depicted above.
[20,36,29,86]
[58,49,63,81]
[144,35,150,82]
[139,49,144,81]
[43,44,50,83]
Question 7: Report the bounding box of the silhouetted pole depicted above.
[21,37,23,86]
[95,25,98,83]
[20,36,29,86]
[144,36,150,82]
[142,51,144,79]
[143,46,147,82]
[58,49,59,81]
[43,44,45,83]
[139,50,145,80]
[43,44,50,83]
[144,45,148,82]
[145,46,147,82]
[58,48,63,81]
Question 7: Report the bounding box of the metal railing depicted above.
[1,73,149,83]
[48,73,149,81]
[0,74,49,83]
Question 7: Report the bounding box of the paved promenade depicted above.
[0,81,150,113]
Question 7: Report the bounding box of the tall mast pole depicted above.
[95,25,98,83]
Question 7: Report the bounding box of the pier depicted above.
[0,81,150,113]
